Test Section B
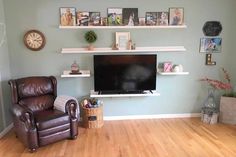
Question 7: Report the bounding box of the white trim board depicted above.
[104,113,201,121]
[0,123,13,139]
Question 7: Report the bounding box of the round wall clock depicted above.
[23,30,46,51]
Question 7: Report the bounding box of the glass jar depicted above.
[202,88,217,115]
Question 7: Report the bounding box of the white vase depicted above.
[219,96,236,124]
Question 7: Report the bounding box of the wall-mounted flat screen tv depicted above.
[94,55,157,94]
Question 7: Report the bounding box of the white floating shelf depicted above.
[90,90,160,98]
[157,72,189,75]
[59,25,187,29]
[61,46,186,54]
[61,70,91,78]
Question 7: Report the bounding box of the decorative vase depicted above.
[201,88,218,124]
[219,96,236,124]
[88,44,94,51]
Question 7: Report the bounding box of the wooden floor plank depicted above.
[1,118,236,157]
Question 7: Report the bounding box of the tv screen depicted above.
[94,55,157,94]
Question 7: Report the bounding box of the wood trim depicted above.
[0,123,13,139]
[104,113,201,121]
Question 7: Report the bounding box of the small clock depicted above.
[23,30,46,51]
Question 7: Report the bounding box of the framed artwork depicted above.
[122,8,139,26]
[169,8,184,25]
[100,17,107,26]
[115,32,130,50]
[157,12,169,26]
[76,11,89,26]
[146,12,157,26]
[89,12,101,26]
[163,62,172,72]
[107,8,122,26]
[60,7,76,26]
[199,38,222,53]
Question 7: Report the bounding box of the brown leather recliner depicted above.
[8,76,78,152]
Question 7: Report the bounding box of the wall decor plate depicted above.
[203,21,222,36]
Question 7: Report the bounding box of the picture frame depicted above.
[60,7,76,26]
[122,8,139,26]
[107,8,123,26]
[157,12,169,26]
[146,12,157,26]
[169,8,184,25]
[115,32,130,50]
[199,38,222,53]
[76,11,89,26]
[89,12,101,26]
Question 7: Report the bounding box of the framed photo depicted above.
[100,17,107,26]
[157,12,169,26]
[122,8,139,26]
[107,8,122,26]
[169,8,184,25]
[60,7,76,26]
[146,12,157,26]
[76,11,89,26]
[115,32,130,50]
[199,38,222,53]
[89,12,101,26]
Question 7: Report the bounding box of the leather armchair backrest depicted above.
[9,76,57,112]
[17,77,55,99]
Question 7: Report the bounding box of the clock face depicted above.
[24,30,46,51]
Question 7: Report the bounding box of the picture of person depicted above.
[76,11,89,26]
[200,38,222,53]
[107,8,122,26]
[122,8,138,26]
[157,12,169,26]
[60,8,76,26]
[146,12,157,26]
[169,8,184,25]
[128,12,134,26]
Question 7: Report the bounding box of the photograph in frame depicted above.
[122,8,139,26]
[139,17,146,26]
[145,12,158,26]
[199,38,222,53]
[89,12,101,26]
[76,11,89,26]
[169,8,184,25]
[157,12,169,26]
[115,32,130,50]
[60,7,76,26]
[107,8,123,26]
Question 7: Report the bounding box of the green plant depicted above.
[84,30,97,44]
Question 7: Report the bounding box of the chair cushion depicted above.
[35,109,70,131]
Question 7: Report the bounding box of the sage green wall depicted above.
[0,0,11,132]
[2,0,235,119]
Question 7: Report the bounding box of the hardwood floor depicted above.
[1,118,236,157]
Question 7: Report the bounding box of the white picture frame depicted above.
[115,32,130,50]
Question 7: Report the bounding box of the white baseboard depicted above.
[0,123,13,139]
[104,113,201,121]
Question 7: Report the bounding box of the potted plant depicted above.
[84,30,97,50]
[200,68,236,124]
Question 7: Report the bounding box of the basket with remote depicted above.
[80,98,104,128]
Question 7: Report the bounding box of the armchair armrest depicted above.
[12,104,35,130]
[65,99,78,119]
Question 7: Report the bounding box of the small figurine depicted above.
[131,43,136,50]
[127,40,132,50]
[112,43,119,50]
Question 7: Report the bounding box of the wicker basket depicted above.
[80,101,104,128]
